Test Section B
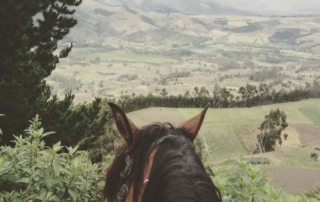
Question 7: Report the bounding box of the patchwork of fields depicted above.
[128,99,320,193]
[48,3,320,102]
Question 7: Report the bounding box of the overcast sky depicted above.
[218,0,320,15]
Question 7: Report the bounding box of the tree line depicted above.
[116,82,320,113]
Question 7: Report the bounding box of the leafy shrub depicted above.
[0,116,104,201]
[212,161,318,202]
[306,188,320,201]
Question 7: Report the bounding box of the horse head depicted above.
[104,103,221,202]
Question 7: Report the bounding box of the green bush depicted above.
[306,188,320,201]
[212,161,318,202]
[0,116,104,201]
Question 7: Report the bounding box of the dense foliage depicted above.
[39,95,118,162]
[0,0,81,145]
[0,116,103,201]
[213,161,318,202]
[306,188,320,201]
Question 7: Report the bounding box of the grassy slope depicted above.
[128,99,320,193]
[130,99,320,170]
[179,99,319,161]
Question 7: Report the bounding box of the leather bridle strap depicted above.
[115,155,132,202]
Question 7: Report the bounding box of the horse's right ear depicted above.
[108,102,139,148]
[178,104,209,140]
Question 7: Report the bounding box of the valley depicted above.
[49,2,320,102]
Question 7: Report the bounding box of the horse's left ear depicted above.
[108,102,139,149]
[178,104,210,140]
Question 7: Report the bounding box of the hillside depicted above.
[49,2,320,102]
[128,99,320,193]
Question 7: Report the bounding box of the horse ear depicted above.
[178,104,210,140]
[108,102,139,148]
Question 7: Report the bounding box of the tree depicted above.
[0,0,82,145]
[212,83,221,107]
[198,87,210,98]
[239,84,258,107]
[184,90,191,98]
[256,109,288,153]
[192,86,200,97]
[311,80,320,97]
[220,87,234,107]
[258,83,270,104]
[160,88,168,98]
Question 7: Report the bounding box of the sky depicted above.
[218,0,320,15]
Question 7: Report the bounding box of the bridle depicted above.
[115,155,132,202]
[110,134,176,202]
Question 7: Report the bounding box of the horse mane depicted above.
[104,123,221,202]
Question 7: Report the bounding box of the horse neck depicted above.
[141,141,221,202]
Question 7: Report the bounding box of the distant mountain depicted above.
[140,0,250,15]
[67,2,215,45]
[88,0,250,15]
[68,1,320,49]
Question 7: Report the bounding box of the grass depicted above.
[279,145,320,170]
[299,106,320,126]
[201,124,247,161]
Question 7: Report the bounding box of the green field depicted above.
[129,99,320,167]
[299,106,320,126]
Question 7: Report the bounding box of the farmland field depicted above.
[128,99,320,193]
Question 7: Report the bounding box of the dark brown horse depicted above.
[104,103,221,202]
